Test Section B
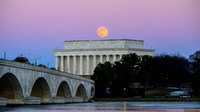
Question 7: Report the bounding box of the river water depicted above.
[1,102,200,112]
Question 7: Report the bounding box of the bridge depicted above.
[0,59,95,106]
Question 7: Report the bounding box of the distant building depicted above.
[53,39,155,78]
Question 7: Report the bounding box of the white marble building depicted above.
[53,39,155,77]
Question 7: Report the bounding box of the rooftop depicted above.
[64,39,145,50]
[64,39,144,42]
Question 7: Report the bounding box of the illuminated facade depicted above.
[53,39,155,77]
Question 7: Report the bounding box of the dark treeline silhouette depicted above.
[92,50,200,98]
[189,50,200,95]
[38,64,47,68]
[14,56,29,63]
[14,57,51,69]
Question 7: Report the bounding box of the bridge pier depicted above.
[0,97,6,106]
[53,97,66,104]
[41,99,52,104]
[24,97,41,105]
[66,98,72,103]
[7,99,24,104]
[72,97,83,103]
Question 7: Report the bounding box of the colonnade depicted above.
[55,54,123,75]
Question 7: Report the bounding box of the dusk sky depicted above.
[0,0,200,68]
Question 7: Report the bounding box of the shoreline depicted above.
[91,98,200,103]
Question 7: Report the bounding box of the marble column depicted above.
[64,56,67,72]
[113,55,116,62]
[86,55,89,75]
[73,56,76,74]
[67,56,70,73]
[60,56,64,72]
[120,54,123,59]
[55,56,58,70]
[80,55,83,75]
[93,55,96,70]
[100,55,103,63]
[106,55,110,61]
[59,56,61,71]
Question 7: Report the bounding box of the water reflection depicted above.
[1,102,200,112]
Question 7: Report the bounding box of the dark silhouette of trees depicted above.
[189,50,200,96]
[91,62,113,97]
[50,67,55,70]
[111,53,141,97]
[14,57,29,63]
[119,53,141,83]
[153,54,190,87]
[138,54,190,95]
[92,52,195,98]
[38,64,47,68]
[190,50,200,73]
[138,55,153,95]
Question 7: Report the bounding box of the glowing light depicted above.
[97,27,108,38]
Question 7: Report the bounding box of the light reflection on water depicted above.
[1,102,200,112]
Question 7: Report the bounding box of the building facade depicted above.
[53,39,155,77]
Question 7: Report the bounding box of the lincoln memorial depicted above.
[53,39,155,78]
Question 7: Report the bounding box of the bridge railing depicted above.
[0,59,94,84]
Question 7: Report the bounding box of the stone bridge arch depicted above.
[75,84,87,101]
[30,77,52,104]
[56,81,72,99]
[0,72,24,104]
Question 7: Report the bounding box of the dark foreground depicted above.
[92,97,200,102]
[1,102,200,112]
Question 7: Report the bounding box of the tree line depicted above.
[91,50,200,98]
[13,57,55,69]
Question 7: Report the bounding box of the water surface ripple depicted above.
[1,102,200,112]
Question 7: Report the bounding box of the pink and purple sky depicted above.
[0,0,200,67]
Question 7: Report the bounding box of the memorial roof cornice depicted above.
[64,39,144,42]
[53,48,155,52]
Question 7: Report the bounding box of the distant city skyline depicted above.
[0,0,200,68]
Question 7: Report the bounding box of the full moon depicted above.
[97,27,108,38]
